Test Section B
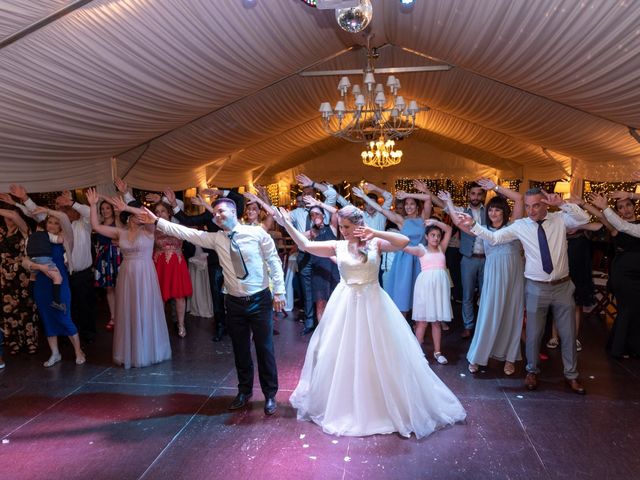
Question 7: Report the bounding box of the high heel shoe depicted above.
[178,325,186,338]
[76,354,86,365]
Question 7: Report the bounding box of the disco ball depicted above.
[335,0,372,33]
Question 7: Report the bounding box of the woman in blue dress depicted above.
[372,185,432,317]
[23,208,86,367]
[441,180,525,375]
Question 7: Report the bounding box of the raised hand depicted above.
[587,193,608,211]
[145,192,161,204]
[201,188,222,198]
[114,176,128,194]
[351,186,366,199]
[437,190,452,203]
[295,173,313,188]
[456,212,475,229]
[568,194,585,207]
[32,206,49,217]
[476,177,496,191]
[9,184,28,202]
[136,207,157,225]
[85,188,100,206]
[540,189,564,207]
[610,190,633,201]
[354,225,375,241]
[272,206,291,226]
[424,218,437,227]
[302,195,320,207]
[0,193,16,205]
[55,194,73,208]
[243,191,260,204]
[190,194,206,207]
[413,179,431,194]
[163,189,177,207]
[109,196,127,213]
[255,185,270,203]
[395,190,409,200]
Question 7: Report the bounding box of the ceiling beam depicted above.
[0,0,96,50]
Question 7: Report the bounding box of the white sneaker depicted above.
[576,339,582,352]
[434,352,448,365]
[43,352,62,367]
[546,337,559,349]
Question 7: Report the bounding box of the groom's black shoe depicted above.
[264,397,277,416]
[228,392,252,410]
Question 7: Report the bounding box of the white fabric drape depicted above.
[1,0,640,192]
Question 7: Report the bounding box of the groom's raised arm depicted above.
[156,218,219,251]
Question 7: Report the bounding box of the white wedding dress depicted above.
[290,240,466,439]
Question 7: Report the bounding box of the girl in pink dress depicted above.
[404,219,453,365]
[152,203,193,337]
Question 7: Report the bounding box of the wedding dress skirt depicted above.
[290,240,466,438]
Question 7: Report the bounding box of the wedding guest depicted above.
[588,191,640,358]
[94,200,122,331]
[0,203,39,355]
[138,197,285,415]
[444,179,525,375]
[459,188,590,394]
[87,189,171,368]
[430,181,487,339]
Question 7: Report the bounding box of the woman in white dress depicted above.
[274,205,466,439]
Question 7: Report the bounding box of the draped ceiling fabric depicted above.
[1,0,640,192]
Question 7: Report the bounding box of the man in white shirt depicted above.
[140,198,285,415]
[459,188,590,394]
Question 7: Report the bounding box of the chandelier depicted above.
[361,135,403,169]
[317,48,421,144]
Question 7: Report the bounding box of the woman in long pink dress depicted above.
[87,189,171,369]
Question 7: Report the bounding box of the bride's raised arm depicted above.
[354,226,409,253]
[273,207,337,258]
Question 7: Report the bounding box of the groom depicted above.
[140,198,286,415]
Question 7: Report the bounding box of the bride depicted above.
[274,205,466,439]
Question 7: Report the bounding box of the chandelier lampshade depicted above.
[361,135,403,169]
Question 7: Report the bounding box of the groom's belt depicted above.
[226,287,270,302]
[529,276,570,286]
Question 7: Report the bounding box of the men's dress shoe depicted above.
[524,372,538,391]
[264,397,277,416]
[461,328,473,339]
[300,327,314,336]
[228,393,252,410]
[566,379,586,395]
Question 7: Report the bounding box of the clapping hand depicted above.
[354,225,375,241]
[85,188,100,206]
[587,193,608,210]
[476,177,497,191]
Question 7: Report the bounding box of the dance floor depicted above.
[1,308,639,480]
